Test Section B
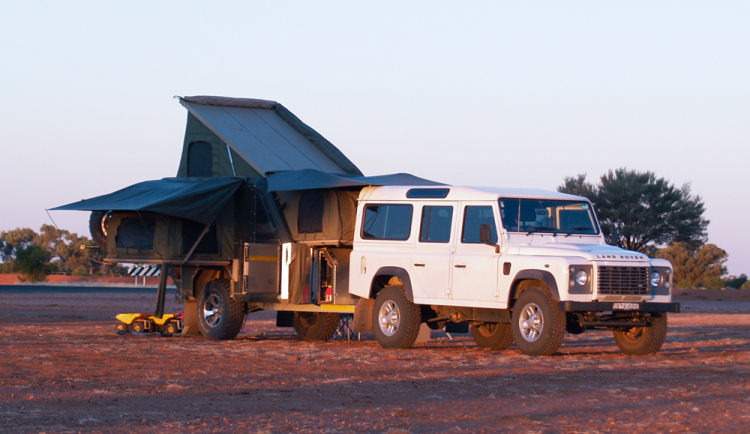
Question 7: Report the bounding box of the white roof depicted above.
[359,185,587,202]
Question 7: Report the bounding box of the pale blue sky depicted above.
[1,2,748,274]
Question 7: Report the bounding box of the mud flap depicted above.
[352,298,375,333]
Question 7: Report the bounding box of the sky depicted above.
[1,2,748,275]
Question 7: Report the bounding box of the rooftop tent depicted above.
[265,169,444,192]
[176,96,363,178]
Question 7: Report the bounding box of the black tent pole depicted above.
[154,263,169,319]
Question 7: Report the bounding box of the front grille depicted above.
[597,266,649,295]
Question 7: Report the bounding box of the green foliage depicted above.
[742,281,750,290]
[14,245,54,282]
[675,279,693,289]
[656,242,727,287]
[698,276,724,290]
[558,169,708,253]
[723,274,748,289]
[0,225,104,276]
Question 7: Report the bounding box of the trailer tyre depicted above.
[470,322,513,350]
[293,312,340,341]
[613,313,668,356]
[197,279,247,340]
[511,288,566,356]
[372,285,422,349]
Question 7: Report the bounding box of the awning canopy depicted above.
[52,177,245,225]
[265,169,443,192]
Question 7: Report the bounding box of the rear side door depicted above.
[451,202,501,302]
[411,203,457,301]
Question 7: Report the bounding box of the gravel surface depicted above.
[1,290,749,433]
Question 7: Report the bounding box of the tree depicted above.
[724,274,748,289]
[1,226,103,276]
[656,242,728,288]
[559,169,709,252]
[14,245,55,282]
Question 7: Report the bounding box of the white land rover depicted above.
[349,186,678,356]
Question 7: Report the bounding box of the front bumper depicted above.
[559,301,680,314]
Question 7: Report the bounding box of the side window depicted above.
[298,189,324,233]
[116,218,155,250]
[362,204,413,240]
[461,206,498,243]
[187,141,213,177]
[419,206,454,243]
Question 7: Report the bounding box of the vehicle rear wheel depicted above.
[293,312,340,341]
[470,322,513,350]
[372,286,422,349]
[613,314,668,355]
[511,288,566,356]
[197,279,247,340]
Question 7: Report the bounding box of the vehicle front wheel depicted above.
[613,314,668,355]
[470,322,513,350]
[511,288,566,356]
[372,286,422,349]
[197,279,247,340]
[293,312,340,341]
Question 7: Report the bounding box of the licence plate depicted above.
[613,302,640,310]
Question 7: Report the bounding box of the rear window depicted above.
[361,204,413,240]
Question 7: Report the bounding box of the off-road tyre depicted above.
[613,313,668,356]
[470,322,514,350]
[293,312,340,341]
[89,211,109,250]
[197,279,247,340]
[372,285,422,349]
[511,288,566,356]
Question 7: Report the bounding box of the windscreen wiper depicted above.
[563,227,594,237]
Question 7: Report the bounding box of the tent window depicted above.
[116,218,155,250]
[298,190,324,233]
[182,220,218,254]
[187,141,213,177]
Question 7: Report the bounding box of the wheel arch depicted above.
[369,267,415,302]
[508,269,561,307]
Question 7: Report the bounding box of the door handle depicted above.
[454,264,466,268]
[414,263,425,267]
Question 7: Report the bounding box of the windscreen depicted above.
[499,198,600,235]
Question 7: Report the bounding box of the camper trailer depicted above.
[56,96,679,356]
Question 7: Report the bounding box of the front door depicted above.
[451,203,501,302]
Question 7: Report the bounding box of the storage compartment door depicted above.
[243,243,280,294]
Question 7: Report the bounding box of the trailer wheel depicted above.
[197,279,247,340]
[293,312,340,341]
[613,314,668,356]
[511,288,565,356]
[470,322,513,350]
[372,285,421,349]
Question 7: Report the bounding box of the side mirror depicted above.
[479,224,492,244]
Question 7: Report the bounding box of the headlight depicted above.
[650,271,663,287]
[575,269,589,286]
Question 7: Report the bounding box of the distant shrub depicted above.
[14,245,54,282]
[723,274,748,289]
[675,279,693,289]
[742,280,750,290]
[699,276,724,290]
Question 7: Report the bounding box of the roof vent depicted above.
[406,188,450,199]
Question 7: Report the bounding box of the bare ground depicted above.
[1,289,749,434]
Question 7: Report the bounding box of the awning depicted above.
[52,177,244,225]
[265,169,444,192]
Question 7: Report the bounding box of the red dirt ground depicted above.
[1,289,749,433]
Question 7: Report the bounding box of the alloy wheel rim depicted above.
[519,302,544,342]
[203,293,223,327]
[378,300,401,337]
